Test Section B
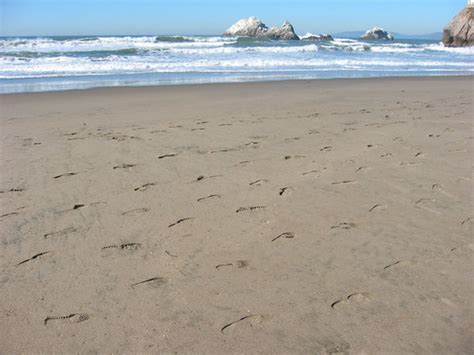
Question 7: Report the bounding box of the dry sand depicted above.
[0,77,473,354]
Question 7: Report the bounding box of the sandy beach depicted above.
[0,76,472,353]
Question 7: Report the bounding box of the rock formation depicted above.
[224,17,300,40]
[301,33,334,41]
[442,5,474,47]
[361,27,394,40]
[224,17,269,37]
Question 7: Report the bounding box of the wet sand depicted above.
[0,76,473,353]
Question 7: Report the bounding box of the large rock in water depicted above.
[223,17,268,37]
[361,27,394,40]
[301,33,334,41]
[224,17,299,40]
[442,5,474,47]
[265,21,300,40]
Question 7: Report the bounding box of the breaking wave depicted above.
[0,35,472,92]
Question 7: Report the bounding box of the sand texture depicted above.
[0,77,473,353]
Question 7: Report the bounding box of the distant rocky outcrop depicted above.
[224,17,299,40]
[442,5,474,47]
[361,27,394,40]
[301,33,334,41]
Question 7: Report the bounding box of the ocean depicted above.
[0,35,473,94]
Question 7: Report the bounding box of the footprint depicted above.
[165,250,178,258]
[302,170,320,176]
[197,194,221,202]
[380,153,393,158]
[193,175,223,182]
[53,172,78,179]
[130,277,168,289]
[249,179,268,186]
[284,155,305,160]
[17,252,51,266]
[221,314,264,333]
[102,243,142,251]
[331,180,357,185]
[0,212,19,219]
[158,153,178,159]
[431,184,453,197]
[331,292,371,309]
[113,164,136,169]
[134,183,156,192]
[233,161,250,167]
[461,217,472,226]
[414,198,441,215]
[451,243,474,253]
[236,206,266,213]
[0,187,25,194]
[168,217,194,228]
[383,260,412,270]
[210,147,238,154]
[245,141,260,147]
[44,313,89,326]
[44,227,77,239]
[355,166,369,173]
[331,223,356,230]
[216,260,249,270]
[272,232,295,242]
[318,339,351,355]
[400,161,422,167]
[121,208,149,216]
[369,204,385,212]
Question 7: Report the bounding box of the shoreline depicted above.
[1,73,473,96]
[1,76,472,353]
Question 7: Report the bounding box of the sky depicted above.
[0,0,468,36]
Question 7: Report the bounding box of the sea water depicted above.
[0,35,473,93]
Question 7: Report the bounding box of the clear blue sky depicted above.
[0,0,468,36]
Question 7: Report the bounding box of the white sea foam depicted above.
[0,35,473,89]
